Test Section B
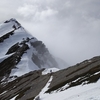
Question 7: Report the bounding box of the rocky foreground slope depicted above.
[0,56,100,100]
[0,19,100,100]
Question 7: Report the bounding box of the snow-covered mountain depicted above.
[0,18,66,80]
[0,19,100,100]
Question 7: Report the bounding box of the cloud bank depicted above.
[0,0,100,66]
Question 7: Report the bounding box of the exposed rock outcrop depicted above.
[46,56,100,92]
[0,41,29,81]
[0,30,14,43]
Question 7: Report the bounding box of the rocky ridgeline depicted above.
[30,40,58,68]
[0,56,100,100]
[0,69,50,100]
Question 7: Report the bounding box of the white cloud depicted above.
[0,0,100,66]
[39,7,58,20]
[17,4,38,18]
[17,3,58,21]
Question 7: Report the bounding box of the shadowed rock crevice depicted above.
[6,43,20,54]
[0,30,14,43]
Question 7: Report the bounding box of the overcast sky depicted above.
[0,0,100,66]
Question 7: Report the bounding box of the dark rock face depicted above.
[4,18,21,28]
[6,43,20,54]
[31,41,42,48]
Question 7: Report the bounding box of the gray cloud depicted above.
[0,0,100,66]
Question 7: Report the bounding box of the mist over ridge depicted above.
[0,0,100,65]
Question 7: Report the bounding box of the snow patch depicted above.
[39,79,100,100]
[10,95,19,100]
[0,91,7,96]
[42,68,59,75]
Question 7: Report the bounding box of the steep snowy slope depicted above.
[0,18,61,82]
[37,78,100,100]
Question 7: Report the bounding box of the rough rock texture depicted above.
[0,69,51,100]
[46,56,100,92]
[0,56,100,100]
[0,30,14,43]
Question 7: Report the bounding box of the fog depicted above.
[0,0,100,65]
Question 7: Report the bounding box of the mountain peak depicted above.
[3,18,21,30]
[0,19,63,82]
[4,18,20,24]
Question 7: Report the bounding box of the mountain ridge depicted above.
[0,18,67,82]
[0,19,100,100]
